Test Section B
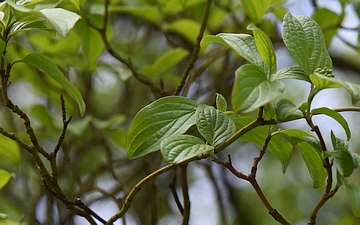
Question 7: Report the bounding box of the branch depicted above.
[168,169,184,215]
[180,164,190,225]
[53,94,72,156]
[173,0,213,95]
[107,117,273,224]
[1,64,50,159]
[88,0,166,97]
[303,108,339,224]
[213,130,291,225]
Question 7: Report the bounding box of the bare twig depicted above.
[53,95,72,156]
[180,164,190,225]
[88,0,166,97]
[169,169,184,215]
[173,0,213,95]
[106,117,274,224]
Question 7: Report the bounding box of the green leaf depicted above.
[240,0,270,23]
[74,17,105,66]
[352,153,360,168]
[233,117,293,172]
[329,150,354,177]
[310,73,360,104]
[5,0,32,12]
[273,66,310,82]
[280,129,326,188]
[0,170,12,190]
[140,48,188,78]
[126,96,199,159]
[232,64,284,113]
[40,8,81,37]
[247,24,276,75]
[110,5,160,24]
[0,135,20,168]
[68,0,80,11]
[312,8,340,46]
[329,131,354,177]
[22,53,86,116]
[312,107,351,140]
[195,104,236,146]
[153,48,188,73]
[215,93,227,112]
[161,134,213,164]
[9,20,55,37]
[276,99,303,122]
[338,173,360,217]
[167,19,208,44]
[201,33,268,73]
[31,104,59,131]
[0,212,8,220]
[282,13,332,75]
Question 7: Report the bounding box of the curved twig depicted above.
[173,0,213,95]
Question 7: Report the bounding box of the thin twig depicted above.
[87,0,166,97]
[169,169,184,215]
[181,164,190,225]
[53,95,72,156]
[106,117,273,224]
[173,0,213,95]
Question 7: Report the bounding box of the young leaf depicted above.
[0,135,20,168]
[74,17,106,66]
[282,13,332,75]
[126,96,199,159]
[352,153,360,168]
[328,150,354,177]
[0,212,8,220]
[161,134,214,164]
[276,99,303,122]
[273,66,310,82]
[167,19,207,44]
[195,104,236,146]
[140,48,188,78]
[110,5,160,24]
[0,170,12,190]
[282,13,311,74]
[310,73,360,104]
[200,33,268,73]
[40,8,81,37]
[152,48,188,74]
[215,93,227,112]
[240,0,270,23]
[338,173,360,217]
[21,53,86,116]
[280,129,327,187]
[9,20,55,37]
[312,107,351,140]
[232,64,284,113]
[247,23,277,75]
[233,117,293,173]
[297,142,327,188]
[329,131,354,177]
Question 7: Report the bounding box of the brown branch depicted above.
[107,117,275,224]
[212,127,290,225]
[173,0,213,95]
[181,164,190,225]
[1,64,50,159]
[53,95,72,156]
[169,169,184,215]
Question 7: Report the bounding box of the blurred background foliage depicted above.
[0,0,360,224]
